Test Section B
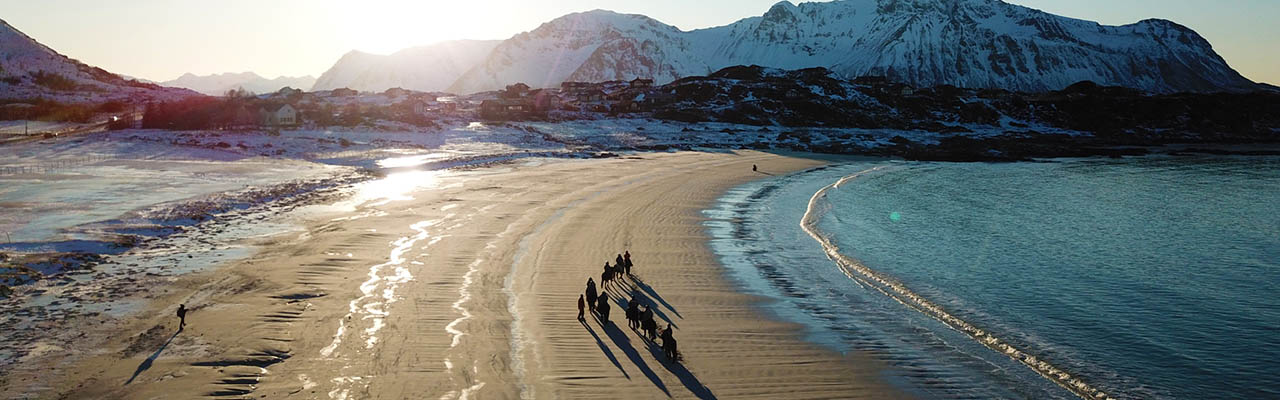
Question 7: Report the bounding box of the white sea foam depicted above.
[800,166,1111,400]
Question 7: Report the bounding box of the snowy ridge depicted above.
[327,0,1262,94]
[447,10,711,94]
[162,72,316,96]
[311,40,500,92]
[694,0,1259,93]
[0,18,195,102]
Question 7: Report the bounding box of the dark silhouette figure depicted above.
[586,278,598,311]
[602,261,616,286]
[642,307,658,340]
[597,292,611,322]
[752,164,757,172]
[577,294,585,320]
[662,325,679,361]
[624,251,633,275]
[626,300,640,329]
[176,304,187,330]
[615,254,625,270]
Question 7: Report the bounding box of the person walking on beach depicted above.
[586,278,598,312]
[176,304,188,331]
[661,324,678,360]
[623,251,633,275]
[577,294,586,321]
[752,164,758,172]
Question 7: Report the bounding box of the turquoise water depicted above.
[705,156,1280,399]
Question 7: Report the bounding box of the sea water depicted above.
[705,156,1280,399]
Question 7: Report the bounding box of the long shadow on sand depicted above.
[631,277,683,319]
[580,319,629,378]
[605,276,681,328]
[600,319,670,397]
[124,330,180,385]
[643,339,717,399]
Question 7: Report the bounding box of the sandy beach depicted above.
[16,150,905,399]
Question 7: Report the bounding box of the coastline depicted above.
[798,167,1107,400]
[11,150,907,399]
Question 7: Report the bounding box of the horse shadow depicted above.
[612,288,680,330]
[124,330,180,385]
[631,277,682,319]
[643,339,716,399]
[580,319,628,378]
[600,320,670,397]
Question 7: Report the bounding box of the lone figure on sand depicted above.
[577,294,585,320]
[753,164,758,172]
[176,304,188,331]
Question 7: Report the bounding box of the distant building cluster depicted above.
[148,76,683,131]
[478,77,673,120]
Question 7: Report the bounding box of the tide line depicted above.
[800,166,1111,400]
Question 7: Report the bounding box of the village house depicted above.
[529,89,560,113]
[629,78,654,89]
[275,86,303,97]
[576,89,606,103]
[479,99,531,120]
[561,81,593,93]
[259,104,298,127]
[330,87,358,97]
[502,83,531,98]
[384,87,409,98]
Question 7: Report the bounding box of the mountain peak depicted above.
[316,1,1262,94]
[763,1,800,23]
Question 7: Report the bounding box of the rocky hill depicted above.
[0,18,195,103]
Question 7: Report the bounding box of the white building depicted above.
[259,104,298,127]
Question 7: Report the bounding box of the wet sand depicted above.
[21,151,906,399]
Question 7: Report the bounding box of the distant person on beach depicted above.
[597,292,611,322]
[641,306,657,340]
[627,299,640,329]
[615,254,625,269]
[753,164,758,172]
[586,278,598,311]
[577,294,585,320]
[602,262,614,285]
[176,304,187,330]
[662,324,678,360]
[624,251,633,275]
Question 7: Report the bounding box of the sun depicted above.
[332,0,478,55]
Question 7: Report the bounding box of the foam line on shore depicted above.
[800,166,1111,400]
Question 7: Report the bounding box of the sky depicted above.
[0,0,1276,84]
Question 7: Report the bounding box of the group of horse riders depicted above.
[578,251,679,362]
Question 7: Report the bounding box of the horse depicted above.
[661,326,679,361]
[641,313,658,341]
[663,336,678,361]
[597,293,611,322]
[601,262,614,286]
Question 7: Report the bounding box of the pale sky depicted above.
[1,0,1275,84]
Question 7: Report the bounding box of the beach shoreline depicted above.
[6,150,906,399]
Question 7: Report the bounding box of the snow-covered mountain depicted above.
[687,0,1259,93]
[311,39,499,92]
[0,18,195,102]
[161,72,316,95]
[369,0,1259,94]
[447,12,708,94]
